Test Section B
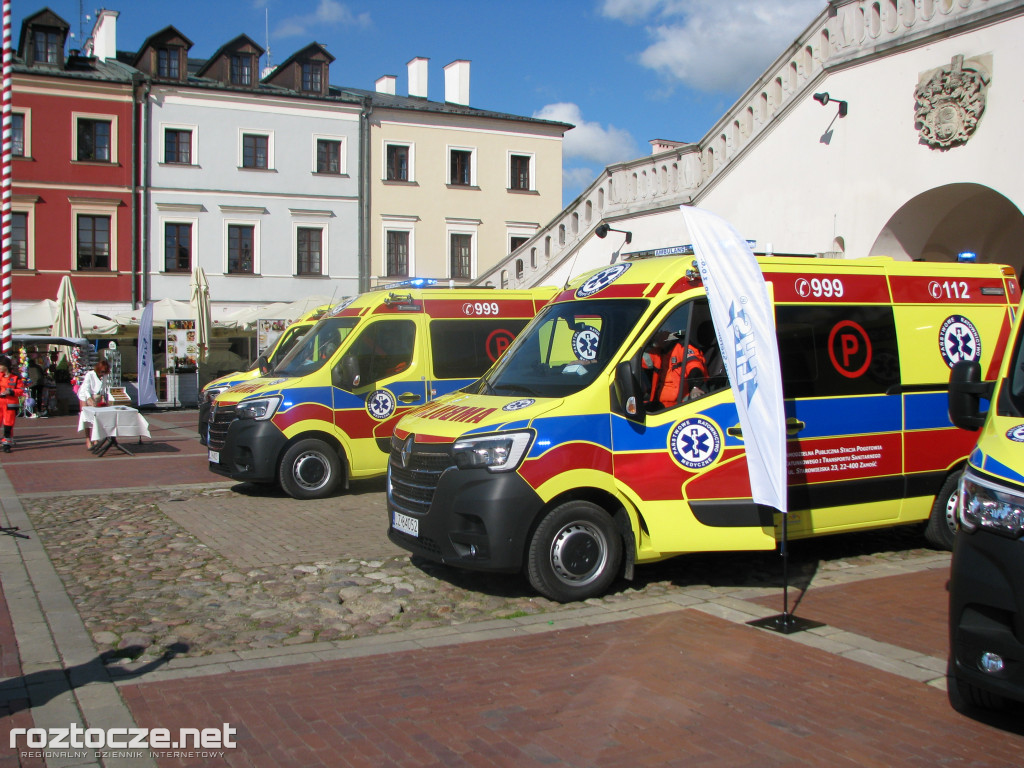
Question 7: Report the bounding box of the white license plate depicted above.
[208,449,220,463]
[393,511,419,537]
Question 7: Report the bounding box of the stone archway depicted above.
[869,183,1024,276]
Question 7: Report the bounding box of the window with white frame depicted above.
[12,112,28,158]
[163,221,195,272]
[163,124,196,165]
[313,135,346,175]
[509,152,534,191]
[74,113,117,163]
[240,131,273,170]
[11,212,28,270]
[384,142,413,182]
[447,218,479,280]
[226,222,258,274]
[506,222,538,256]
[296,226,325,275]
[448,146,475,187]
[70,198,118,271]
[381,216,417,278]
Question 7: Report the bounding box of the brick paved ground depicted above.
[119,608,1024,768]
[3,410,1024,768]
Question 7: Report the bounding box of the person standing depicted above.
[0,356,25,452]
[78,360,111,449]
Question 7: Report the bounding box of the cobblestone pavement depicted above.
[20,480,942,664]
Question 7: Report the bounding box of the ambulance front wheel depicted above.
[924,472,960,551]
[279,439,342,500]
[527,501,622,603]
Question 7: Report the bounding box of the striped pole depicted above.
[1,0,12,354]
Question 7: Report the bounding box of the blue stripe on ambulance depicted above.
[977,453,1024,485]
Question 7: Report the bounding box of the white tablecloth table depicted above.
[78,406,151,456]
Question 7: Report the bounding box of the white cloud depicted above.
[563,166,598,191]
[534,103,639,166]
[275,0,371,39]
[602,0,824,93]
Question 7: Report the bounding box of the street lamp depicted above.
[813,92,848,117]
[595,223,632,244]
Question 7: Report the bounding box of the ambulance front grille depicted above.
[206,403,237,452]
[388,437,454,516]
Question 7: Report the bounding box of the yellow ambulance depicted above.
[206,283,555,499]
[947,295,1024,711]
[387,254,1018,602]
[197,303,334,443]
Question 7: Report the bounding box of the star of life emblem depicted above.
[576,263,631,298]
[669,417,722,470]
[366,389,397,420]
[939,315,981,368]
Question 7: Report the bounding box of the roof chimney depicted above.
[443,60,470,105]
[375,75,396,95]
[86,9,119,62]
[407,57,428,99]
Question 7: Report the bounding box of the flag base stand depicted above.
[747,510,823,635]
[748,612,824,634]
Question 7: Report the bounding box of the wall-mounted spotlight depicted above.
[595,223,632,244]
[813,92,848,118]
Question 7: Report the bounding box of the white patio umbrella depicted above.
[190,267,211,362]
[53,276,83,339]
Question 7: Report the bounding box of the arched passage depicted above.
[869,183,1024,276]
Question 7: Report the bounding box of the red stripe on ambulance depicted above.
[519,442,613,488]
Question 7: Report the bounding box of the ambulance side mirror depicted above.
[253,354,270,375]
[615,360,644,423]
[948,360,992,431]
[340,354,361,390]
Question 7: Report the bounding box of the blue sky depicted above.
[17,0,825,204]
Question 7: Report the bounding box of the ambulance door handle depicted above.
[398,392,422,403]
[727,419,804,439]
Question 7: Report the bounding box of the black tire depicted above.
[278,439,342,500]
[925,472,960,550]
[527,500,622,603]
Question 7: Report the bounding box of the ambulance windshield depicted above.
[274,317,360,376]
[471,299,648,399]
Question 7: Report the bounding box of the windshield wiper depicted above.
[493,383,540,397]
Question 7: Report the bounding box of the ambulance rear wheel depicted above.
[924,473,960,551]
[527,501,622,603]
[279,439,342,500]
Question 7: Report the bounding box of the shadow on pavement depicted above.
[0,643,190,715]
[228,476,388,499]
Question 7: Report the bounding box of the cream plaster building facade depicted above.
[480,0,1024,289]
[349,58,569,289]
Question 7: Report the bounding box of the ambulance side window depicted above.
[640,300,721,411]
[337,320,416,391]
[429,319,529,380]
[775,306,900,398]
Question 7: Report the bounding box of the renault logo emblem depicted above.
[400,435,414,468]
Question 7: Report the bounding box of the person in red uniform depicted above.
[0,355,25,452]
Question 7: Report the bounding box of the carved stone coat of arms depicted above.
[914,54,990,149]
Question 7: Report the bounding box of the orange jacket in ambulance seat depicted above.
[642,338,707,408]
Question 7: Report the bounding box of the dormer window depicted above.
[33,29,61,65]
[301,62,322,93]
[157,48,180,79]
[231,54,254,86]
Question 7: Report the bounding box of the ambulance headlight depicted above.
[201,386,227,405]
[453,432,532,472]
[959,470,1024,539]
[236,395,282,421]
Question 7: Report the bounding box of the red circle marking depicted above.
[827,320,872,378]
[485,328,516,361]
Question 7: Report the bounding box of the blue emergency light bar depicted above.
[380,277,439,290]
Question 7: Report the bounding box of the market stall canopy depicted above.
[221,295,337,328]
[13,299,120,336]
[113,298,195,326]
[54,275,83,339]
[190,267,211,362]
